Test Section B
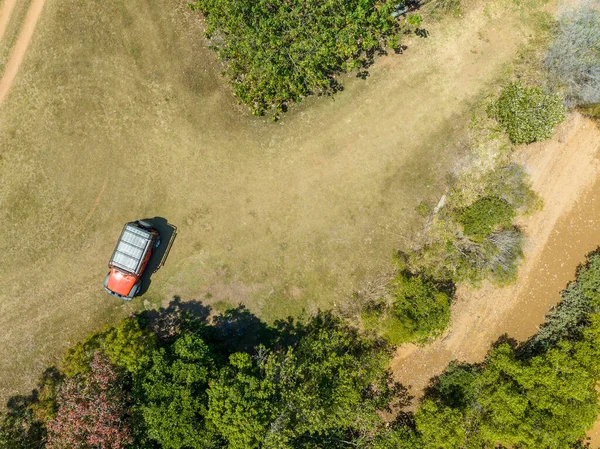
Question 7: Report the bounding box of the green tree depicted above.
[135,334,220,449]
[207,313,395,448]
[389,271,452,343]
[415,399,467,449]
[477,342,598,448]
[190,0,402,116]
[207,352,277,449]
[488,82,566,144]
[526,252,600,354]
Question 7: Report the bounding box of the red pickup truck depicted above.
[104,221,160,300]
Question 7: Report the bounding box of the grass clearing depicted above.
[0,0,548,401]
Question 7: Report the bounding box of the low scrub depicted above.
[362,269,453,345]
[545,1,600,107]
[488,82,566,144]
[190,0,402,117]
[459,197,515,239]
[390,271,453,343]
[402,115,536,286]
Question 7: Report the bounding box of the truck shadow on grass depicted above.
[138,217,177,297]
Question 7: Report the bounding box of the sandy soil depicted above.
[392,113,600,400]
[0,0,46,103]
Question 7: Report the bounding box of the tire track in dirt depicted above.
[0,0,18,43]
[0,0,47,104]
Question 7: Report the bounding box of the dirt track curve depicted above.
[0,0,47,104]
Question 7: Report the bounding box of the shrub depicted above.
[410,227,524,286]
[416,200,432,217]
[545,2,600,107]
[190,0,401,117]
[46,354,132,449]
[0,407,45,449]
[488,82,566,144]
[389,271,453,343]
[459,197,515,238]
[484,163,541,214]
[62,318,156,377]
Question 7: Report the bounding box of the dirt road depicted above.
[0,0,47,103]
[392,113,600,399]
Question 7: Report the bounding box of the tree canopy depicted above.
[190,0,402,116]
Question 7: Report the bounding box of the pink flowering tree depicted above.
[47,353,132,449]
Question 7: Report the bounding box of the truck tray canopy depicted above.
[110,224,153,275]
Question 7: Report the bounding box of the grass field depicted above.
[0,0,546,400]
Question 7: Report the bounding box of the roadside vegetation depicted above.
[416,250,600,449]
[3,249,600,448]
[355,110,540,345]
[487,82,566,144]
[355,0,600,346]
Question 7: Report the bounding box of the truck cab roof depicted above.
[109,223,154,275]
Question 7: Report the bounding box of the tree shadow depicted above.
[422,360,481,409]
[491,333,519,350]
[138,217,177,296]
[138,298,275,356]
[1,367,62,446]
[415,28,430,38]
[138,295,211,341]
[209,304,277,356]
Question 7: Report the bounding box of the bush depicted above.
[389,271,453,344]
[62,318,156,377]
[488,82,566,144]
[410,227,524,286]
[545,2,600,107]
[484,163,541,214]
[459,197,515,238]
[190,0,401,117]
[47,354,132,449]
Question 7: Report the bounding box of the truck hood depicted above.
[107,268,138,296]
